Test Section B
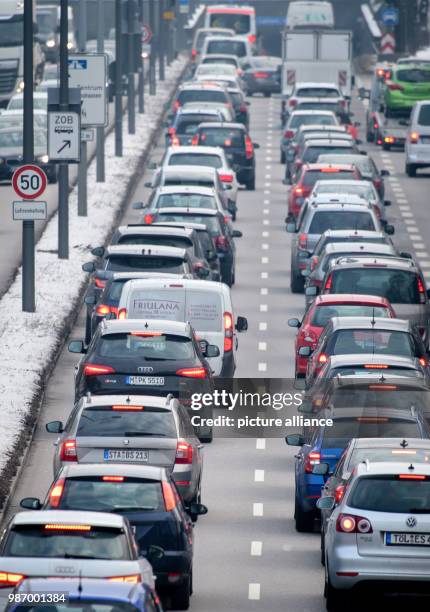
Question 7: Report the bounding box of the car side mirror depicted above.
[84,294,97,306]
[286,222,296,233]
[380,169,390,177]
[288,318,301,328]
[91,246,104,257]
[206,344,220,358]
[236,316,248,332]
[301,269,310,277]
[46,420,63,433]
[132,201,146,210]
[20,497,42,510]
[298,346,312,357]
[399,251,412,259]
[384,199,391,206]
[354,121,361,127]
[385,224,395,235]
[196,266,210,279]
[245,101,250,106]
[282,178,291,185]
[285,433,305,446]
[359,150,367,155]
[305,286,318,297]
[189,502,208,516]
[253,143,260,149]
[316,496,335,511]
[144,181,153,188]
[358,87,370,100]
[312,462,329,476]
[206,249,218,261]
[148,162,157,170]
[232,230,242,238]
[68,340,86,354]
[146,545,165,562]
[82,261,96,273]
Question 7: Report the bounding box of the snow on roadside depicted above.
[0,57,186,478]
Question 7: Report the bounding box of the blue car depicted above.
[6,578,163,611]
[286,406,430,532]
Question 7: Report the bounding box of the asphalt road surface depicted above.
[2,85,429,611]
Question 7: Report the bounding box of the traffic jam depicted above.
[4,0,430,610]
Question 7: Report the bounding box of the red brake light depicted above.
[162,481,177,511]
[254,71,269,78]
[96,304,111,316]
[131,331,162,336]
[112,405,144,411]
[171,136,180,146]
[418,276,426,303]
[59,439,77,462]
[419,357,427,367]
[191,134,199,145]
[298,233,307,249]
[144,213,154,224]
[248,34,256,44]
[399,474,426,480]
[334,485,345,504]
[172,100,180,112]
[410,131,419,144]
[373,122,379,130]
[239,103,247,112]
[318,353,327,364]
[321,168,340,173]
[168,127,176,136]
[102,476,125,481]
[95,278,105,289]
[364,364,389,369]
[324,274,333,291]
[245,135,254,159]
[48,478,65,508]
[219,173,233,182]
[336,514,372,533]
[191,49,197,58]
[224,311,233,352]
[294,187,304,195]
[289,99,297,107]
[118,308,127,319]
[368,384,398,390]
[83,364,116,376]
[176,367,207,378]
[387,82,404,91]
[215,235,228,251]
[108,575,141,584]
[304,451,320,473]
[284,129,294,139]
[0,572,25,588]
[175,439,193,465]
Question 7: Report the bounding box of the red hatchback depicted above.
[288,294,396,377]
[287,164,362,220]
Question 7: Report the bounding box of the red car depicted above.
[287,163,362,220]
[288,294,396,377]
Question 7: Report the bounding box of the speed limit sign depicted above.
[12,165,47,200]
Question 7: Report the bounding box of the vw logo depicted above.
[406,516,417,528]
[123,439,130,446]
[137,366,153,373]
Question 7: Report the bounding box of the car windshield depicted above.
[8,97,47,111]
[4,526,129,560]
[330,388,430,411]
[302,171,354,187]
[156,213,222,236]
[198,65,237,77]
[322,417,421,449]
[0,131,46,148]
[36,11,56,33]
[118,235,193,249]
[308,211,375,233]
[315,183,375,200]
[199,128,244,147]
[349,448,430,472]
[319,156,374,175]
[330,269,421,304]
[96,333,194,360]
[349,476,430,512]
[396,69,430,83]
[169,153,222,168]
[311,304,390,326]
[176,115,218,134]
[177,90,227,105]
[56,477,165,513]
[209,14,250,34]
[327,330,415,358]
[106,255,186,273]
[296,88,340,97]
[77,407,177,438]
[290,115,336,128]
[207,40,247,57]
[304,146,355,163]
[156,194,216,209]
[321,251,385,272]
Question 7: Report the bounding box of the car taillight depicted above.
[219,173,233,183]
[191,49,197,59]
[336,513,372,533]
[310,256,319,271]
[176,367,207,378]
[418,276,426,304]
[254,71,269,78]
[289,98,297,107]
[298,233,307,250]
[317,353,328,364]
[339,99,346,108]
[168,127,176,136]
[324,274,333,291]
[215,235,228,252]
[294,187,304,196]
[334,485,345,504]
[162,480,177,511]
[387,82,404,91]
[0,572,25,588]
[224,310,233,352]
[295,159,302,169]
[96,304,111,316]
[108,575,141,584]
[94,277,105,289]
[48,478,65,507]
[191,134,199,145]
[304,451,321,473]
[419,356,427,367]
[284,129,294,139]
[59,439,77,462]
[118,308,127,319]
[248,34,256,44]
[239,103,247,112]
[245,135,254,159]
[171,135,180,146]
[144,213,154,224]
[83,364,116,376]
[410,131,419,143]
[373,121,379,130]
[175,439,193,464]
[384,136,395,144]
[172,100,180,112]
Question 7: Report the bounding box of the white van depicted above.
[201,36,253,64]
[117,278,248,377]
[285,1,334,30]
[204,4,257,48]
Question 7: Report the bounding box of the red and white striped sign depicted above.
[381,33,395,55]
[338,70,347,87]
[287,70,296,85]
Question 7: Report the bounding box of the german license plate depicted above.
[126,376,165,385]
[104,449,149,461]
[386,532,430,546]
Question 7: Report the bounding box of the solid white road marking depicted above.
[248,583,261,600]
[261,256,269,264]
[259,322,267,331]
[261,287,268,295]
[254,470,265,482]
[261,271,268,279]
[258,363,267,372]
[253,503,264,516]
[258,342,267,351]
[260,304,268,312]
[262,231,269,237]
[262,243,269,250]
[251,541,263,556]
[256,439,266,449]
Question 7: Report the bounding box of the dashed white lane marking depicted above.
[251,541,263,556]
[261,256,269,264]
[401,211,414,218]
[396,199,408,204]
[265,174,271,179]
[262,231,269,237]
[260,304,268,312]
[262,243,269,250]
[261,271,268,279]
[416,251,428,257]
[254,469,265,482]
[264,189,271,195]
[399,205,411,210]
[259,322,267,331]
[264,199,270,204]
[258,342,267,351]
[256,439,266,450]
[263,219,269,225]
[419,261,430,268]
[264,182,271,187]
[253,503,264,516]
[265,165,272,170]
[248,583,261,600]
[258,363,267,372]
[404,219,418,225]
[416,242,426,249]
[261,287,268,295]
[263,208,269,214]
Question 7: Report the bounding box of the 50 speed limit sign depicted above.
[12,165,47,200]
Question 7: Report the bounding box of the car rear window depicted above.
[202,56,237,66]
[418,104,430,126]
[229,91,243,106]
[396,68,430,83]
[304,146,355,163]
[327,330,415,358]
[177,90,228,105]
[209,13,250,34]
[296,87,340,97]
[57,477,165,513]
[169,153,222,168]
[4,525,129,560]
[117,235,193,249]
[77,407,177,438]
[330,269,421,304]
[96,333,195,360]
[322,417,421,448]
[176,115,218,134]
[290,114,336,128]
[302,170,354,187]
[156,213,222,236]
[106,255,186,273]
[315,183,375,199]
[297,102,341,112]
[311,304,390,326]
[199,127,244,147]
[156,193,216,210]
[349,448,430,471]
[308,211,375,234]
[330,388,430,411]
[164,178,214,188]
[349,476,430,513]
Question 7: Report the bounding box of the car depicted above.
[360,63,393,142]
[287,201,382,293]
[192,121,259,190]
[0,128,56,184]
[383,63,430,116]
[22,464,208,608]
[319,255,430,348]
[281,111,340,163]
[294,97,343,115]
[181,101,235,122]
[287,407,430,533]
[200,36,253,65]
[117,278,248,377]
[226,86,249,127]
[288,294,396,377]
[146,207,240,286]
[0,109,46,131]
[317,153,389,198]
[303,316,429,388]
[241,55,281,96]
[301,193,386,232]
[6,91,47,112]
[139,185,232,221]
[405,100,430,176]
[319,461,430,609]
[171,82,233,117]
[194,73,243,92]
[286,82,347,119]
[286,164,362,220]
[0,510,155,609]
[165,107,223,146]
[194,63,239,80]
[204,4,257,48]
[191,26,235,65]
[6,578,163,612]
[199,53,242,71]
[293,139,360,178]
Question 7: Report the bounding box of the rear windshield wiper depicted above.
[408,508,430,514]
[63,553,98,559]
[110,506,157,513]
[123,432,167,437]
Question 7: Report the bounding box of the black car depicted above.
[193,122,259,190]
[165,108,222,147]
[0,128,57,183]
[148,207,241,286]
[227,86,250,128]
[242,56,281,96]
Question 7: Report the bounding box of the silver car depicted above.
[0,510,155,608]
[46,394,204,504]
[405,100,430,177]
[319,461,430,610]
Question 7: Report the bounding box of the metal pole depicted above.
[96,0,105,181]
[22,0,35,312]
[138,0,144,113]
[77,0,87,215]
[58,0,69,259]
[115,0,123,155]
[127,0,136,133]
[158,0,165,81]
[149,0,156,95]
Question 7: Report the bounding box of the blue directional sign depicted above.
[381,7,399,26]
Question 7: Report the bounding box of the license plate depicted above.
[126,376,165,385]
[104,449,149,461]
[386,532,430,546]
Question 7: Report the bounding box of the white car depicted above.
[405,100,430,177]
[287,82,347,116]
[194,63,239,79]
[6,91,47,112]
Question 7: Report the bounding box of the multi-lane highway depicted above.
[2,81,430,611]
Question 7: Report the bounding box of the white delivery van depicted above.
[117,278,248,377]
[204,4,257,49]
[285,1,334,30]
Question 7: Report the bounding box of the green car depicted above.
[384,64,430,116]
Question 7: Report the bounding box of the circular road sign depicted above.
[142,23,153,44]
[12,165,47,200]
